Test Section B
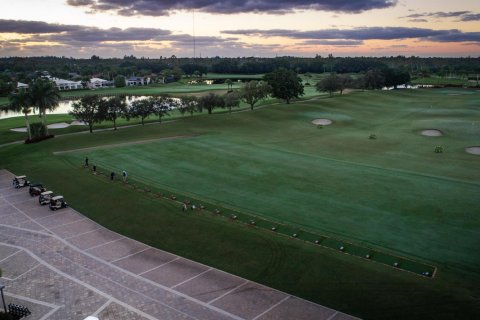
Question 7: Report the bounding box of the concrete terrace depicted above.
[0,169,358,320]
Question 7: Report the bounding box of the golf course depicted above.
[1,88,479,319]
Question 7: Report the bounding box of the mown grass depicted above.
[1,88,480,319]
[411,76,476,87]
[58,82,241,99]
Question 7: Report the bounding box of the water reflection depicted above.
[0,96,173,119]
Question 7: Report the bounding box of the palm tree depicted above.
[6,91,33,140]
[225,79,233,92]
[29,78,60,136]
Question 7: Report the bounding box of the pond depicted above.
[0,96,174,119]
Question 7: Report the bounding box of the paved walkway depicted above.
[0,169,358,320]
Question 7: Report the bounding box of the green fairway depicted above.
[1,88,480,319]
[58,89,480,269]
[203,73,264,79]
[59,82,239,99]
[411,76,477,87]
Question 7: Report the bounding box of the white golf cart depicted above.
[29,183,46,196]
[39,191,54,205]
[49,196,68,211]
[12,175,30,189]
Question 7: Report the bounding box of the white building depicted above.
[40,75,83,91]
[126,76,150,86]
[17,82,29,90]
[88,78,112,89]
[52,78,83,91]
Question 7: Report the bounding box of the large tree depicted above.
[223,91,241,113]
[198,93,224,114]
[6,91,33,140]
[127,98,154,124]
[240,80,271,110]
[179,96,198,117]
[29,78,60,135]
[0,79,14,96]
[151,95,174,122]
[316,73,341,97]
[363,69,385,90]
[114,75,126,88]
[101,96,127,130]
[225,79,233,92]
[70,95,103,133]
[383,68,411,89]
[263,69,304,104]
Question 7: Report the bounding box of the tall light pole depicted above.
[193,9,196,60]
[0,284,6,313]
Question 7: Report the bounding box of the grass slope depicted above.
[1,88,480,319]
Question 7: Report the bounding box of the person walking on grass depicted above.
[122,170,128,182]
[110,172,115,181]
[84,157,89,167]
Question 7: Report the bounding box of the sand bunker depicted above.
[465,147,480,155]
[71,120,86,126]
[312,118,332,126]
[10,127,27,132]
[10,121,86,132]
[421,129,443,137]
[47,122,70,129]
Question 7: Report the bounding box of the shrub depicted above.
[369,134,377,139]
[435,146,444,153]
[25,134,54,144]
[0,313,16,320]
[29,122,47,138]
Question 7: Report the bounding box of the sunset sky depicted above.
[0,0,479,58]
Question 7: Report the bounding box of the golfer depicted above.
[110,172,115,181]
[85,157,89,167]
[122,170,128,182]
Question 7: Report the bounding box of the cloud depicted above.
[221,27,480,42]
[0,19,173,43]
[300,40,364,46]
[66,0,398,15]
[402,11,480,22]
[0,19,79,33]
[0,19,239,56]
[461,13,480,21]
[408,18,428,23]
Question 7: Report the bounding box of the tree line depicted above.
[0,55,478,90]
[70,80,273,132]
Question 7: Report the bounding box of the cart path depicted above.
[0,169,359,320]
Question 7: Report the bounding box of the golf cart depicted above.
[39,191,54,205]
[49,196,68,211]
[29,183,46,196]
[12,175,30,189]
